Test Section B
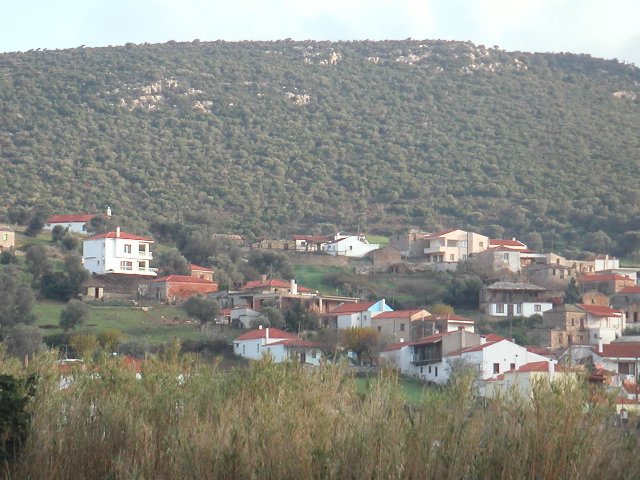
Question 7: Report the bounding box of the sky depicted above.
[2,0,639,65]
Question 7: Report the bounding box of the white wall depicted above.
[324,236,380,257]
[83,237,155,275]
[489,302,553,317]
[46,221,88,234]
[337,311,372,329]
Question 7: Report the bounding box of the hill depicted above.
[1,40,639,255]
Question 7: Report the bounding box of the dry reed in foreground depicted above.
[3,353,639,480]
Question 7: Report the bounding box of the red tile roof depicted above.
[485,246,533,253]
[235,327,297,341]
[622,383,640,395]
[490,238,526,247]
[381,341,411,352]
[424,228,459,239]
[240,279,312,293]
[47,213,96,223]
[618,286,640,294]
[374,309,427,319]
[151,275,218,284]
[189,263,214,272]
[423,314,474,323]
[85,231,154,242]
[577,304,623,317]
[409,332,447,347]
[329,301,376,314]
[515,361,552,373]
[267,338,324,348]
[578,274,631,283]
[592,342,640,358]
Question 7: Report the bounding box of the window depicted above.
[428,366,432,373]
[420,366,423,373]
[349,245,353,250]
[619,363,636,375]
[435,366,438,377]
[311,349,316,359]
[377,326,382,333]
[124,244,132,253]
[496,304,505,314]
[138,262,146,270]
[449,254,455,261]
[462,254,467,260]
[139,244,147,254]
[257,344,259,353]
[479,241,484,248]
[120,261,133,271]
[242,345,245,354]
[493,363,500,374]
[2,234,7,241]
[400,323,405,332]
[504,253,509,260]
[571,318,575,327]
[534,304,542,312]
[510,363,516,371]
[516,304,522,315]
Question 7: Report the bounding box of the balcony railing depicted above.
[411,355,442,366]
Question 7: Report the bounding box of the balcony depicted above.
[411,355,441,366]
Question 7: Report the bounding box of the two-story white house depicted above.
[329,299,393,329]
[82,227,156,276]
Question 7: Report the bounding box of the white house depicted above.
[45,213,98,234]
[233,326,323,365]
[577,304,625,344]
[323,235,380,257]
[381,330,549,385]
[329,299,393,330]
[82,227,156,276]
[480,282,554,318]
[482,361,577,398]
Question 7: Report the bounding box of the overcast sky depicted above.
[2,0,639,65]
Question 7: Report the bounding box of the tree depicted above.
[51,225,67,243]
[25,245,52,286]
[40,256,89,301]
[341,327,378,365]
[25,210,47,237]
[247,250,294,280]
[60,233,80,252]
[154,248,190,276]
[428,303,455,315]
[284,300,318,332]
[3,324,44,360]
[59,300,90,332]
[0,267,37,328]
[0,249,18,265]
[69,333,99,360]
[182,296,220,329]
[97,330,124,352]
[564,278,581,304]
[584,230,612,253]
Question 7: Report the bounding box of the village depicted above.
[2,210,640,411]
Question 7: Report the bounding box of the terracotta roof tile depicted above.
[85,231,154,242]
[235,327,297,341]
[577,304,623,316]
[47,214,96,223]
[329,301,376,314]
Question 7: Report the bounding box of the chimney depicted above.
[598,337,603,354]
[290,279,298,295]
[399,338,404,343]
[115,226,121,238]
[480,336,487,345]
[548,360,555,375]
[265,327,270,344]
[261,274,267,282]
[106,206,112,217]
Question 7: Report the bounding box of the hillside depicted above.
[1,40,639,255]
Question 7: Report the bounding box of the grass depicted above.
[294,264,348,294]
[34,300,206,345]
[3,357,640,479]
[366,234,390,247]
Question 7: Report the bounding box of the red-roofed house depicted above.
[82,227,156,276]
[189,264,214,282]
[489,238,529,250]
[148,275,219,303]
[329,299,392,329]
[483,360,579,398]
[423,229,489,270]
[578,273,635,296]
[576,304,625,344]
[372,309,430,341]
[233,326,324,365]
[46,213,98,234]
[611,286,640,327]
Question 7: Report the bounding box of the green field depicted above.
[294,264,347,294]
[33,300,208,345]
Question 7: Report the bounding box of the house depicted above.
[148,275,219,303]
[412,313,476,337]
[381,329,548,384]
[389,230,430,258]
[0,226,15,250]
[189,264,214,281]
[82,227,156,276]
[523,263,576,289]
[220,307,262,328]
[233,326,323,365]
[592,255,620,271]
[480,282,553,317]
[328,299,393,330]
[489,238,529,250]
[543,304,625,349]
[611,286,640,327]
[292,235,332,252]
[423,229,489,270]
[483,361,578,398]
[372,309,430,342]
[323,235,380,257]
[578,273,635,296]
[46,208,111,234]
[471,246,526,274]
